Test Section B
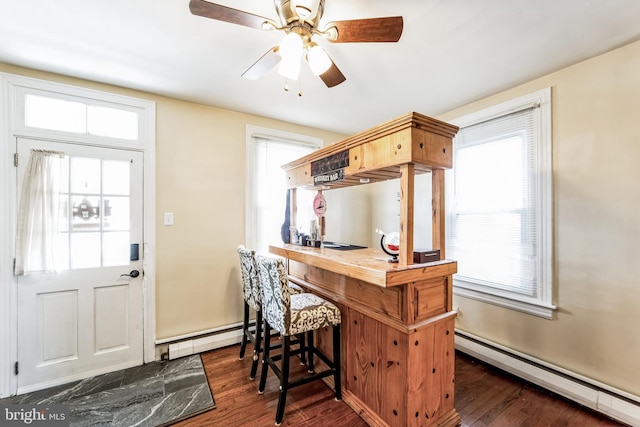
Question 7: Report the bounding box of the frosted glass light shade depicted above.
[278,57,301,80]
[279,32,303,62]
[307,43,332,75]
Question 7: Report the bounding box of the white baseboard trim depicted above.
[156,321,244,345]
[455,330,639,426]
[166,324,245,360]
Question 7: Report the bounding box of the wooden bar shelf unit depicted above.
[271,112,460,427]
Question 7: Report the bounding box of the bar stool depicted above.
[236,246,303,379]
[255,254,342,426]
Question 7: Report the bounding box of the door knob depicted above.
[120,270,140,278]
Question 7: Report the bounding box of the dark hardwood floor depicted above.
[454,354,623,427]
[171,344,624,427]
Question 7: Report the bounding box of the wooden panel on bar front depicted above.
[345,308,458,427]
[406,315,457,425]
[288,260,406,322]
[346,308,408,427]
[410,277,448,323]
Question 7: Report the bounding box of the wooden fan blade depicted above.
[319,60,346,88]
[325,16,403,43]
[242,47,281,80]
[189,0,273,29]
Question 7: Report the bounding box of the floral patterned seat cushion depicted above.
[289,293,341,336]
[288,282,304,294]
[256,254,341,337]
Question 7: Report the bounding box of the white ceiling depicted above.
[1,0,640,135]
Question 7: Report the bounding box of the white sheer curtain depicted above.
[15,149,65,275]
[253,137,316,252]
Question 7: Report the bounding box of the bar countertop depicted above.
[269,243,457,288]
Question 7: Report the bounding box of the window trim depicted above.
[447,87,555,318]
[245,125,322,250]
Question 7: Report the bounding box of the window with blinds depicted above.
[446,88,554,318]
[245,127,322,253]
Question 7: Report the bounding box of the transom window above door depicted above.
[11,83,152,150]
[24,94,139,140]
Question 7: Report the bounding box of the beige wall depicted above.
[369,174,433,250]
[0,62,347,341]
[153,100,346,339]
[435,40,640,396]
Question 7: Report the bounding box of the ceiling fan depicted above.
[189,0,403,88]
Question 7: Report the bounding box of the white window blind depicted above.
[250,134,319,253]
[451,107,536,294]
[447,88,554,318]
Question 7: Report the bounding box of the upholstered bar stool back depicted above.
[256,254,342,426]
[238,246,261,312]
[237,246,304,380]
[237,245,263,380]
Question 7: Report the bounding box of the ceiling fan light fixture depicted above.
[278,57,301,80]
[279,32,303,61]
[306,42,332,75]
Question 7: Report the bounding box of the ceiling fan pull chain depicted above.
[284,77,290,91]
[298,79,302,97]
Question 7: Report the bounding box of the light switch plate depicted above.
[163,212,174,226]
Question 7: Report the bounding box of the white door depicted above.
[16,138,144,394]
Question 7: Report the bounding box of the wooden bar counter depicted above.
[270,243,460,427]
[273,112,461,426]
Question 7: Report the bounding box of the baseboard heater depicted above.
[158,322,246,360]
[455,329,640,426]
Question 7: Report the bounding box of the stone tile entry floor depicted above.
[0,355,215,427]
